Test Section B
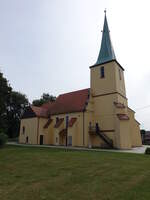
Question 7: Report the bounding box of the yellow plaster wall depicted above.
[115,117,132,149]
[128,108,142,147]
[19,118,38,144]
[54,129,60,145]
[80,95,96,147]
[91,62,116,96]
[114,62,126,97]
[92,95,116,131]
[90,61,138,149]
[51,112,84,147]
[68,124,77,146]
[90,135,104,147]
[38,118,54,145]
[90,61,126,97]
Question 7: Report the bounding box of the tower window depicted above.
[119,69,121,80]
[100,66,105,78]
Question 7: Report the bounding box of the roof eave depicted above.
[51,109,85,116]
[89,59,124,71]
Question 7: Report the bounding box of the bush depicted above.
[0,132,8,147]
[145,147,150,155]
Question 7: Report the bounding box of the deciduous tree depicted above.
[32,93,56,106]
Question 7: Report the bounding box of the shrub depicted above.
[0,132,8,147]
[145,147,150,155]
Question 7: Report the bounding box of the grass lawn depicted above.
[0,146,150,200]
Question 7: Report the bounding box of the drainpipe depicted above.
[37,118,40,144]
[66,116,69,146]
[83,111,85,146]
[66,128,68,146]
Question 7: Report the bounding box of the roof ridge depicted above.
[31,105,47,110]
[59,88,89,96]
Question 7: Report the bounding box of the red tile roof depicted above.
[68,118,77,127]
[31,106,48,118]
[23,88,89,118]
[54,118,64,128]
[117,114,129,120]
[49,88,89,115]
[42,102,55,110]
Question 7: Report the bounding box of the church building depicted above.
[19,12,142,149]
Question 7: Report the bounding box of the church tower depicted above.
[89,11,142,149]
[90,11,126,101]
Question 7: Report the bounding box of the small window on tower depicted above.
[100,66,105,78]
[119,69,121,80]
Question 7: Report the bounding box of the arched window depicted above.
[100,66,105,78]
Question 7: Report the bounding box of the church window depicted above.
[100,66,105,78]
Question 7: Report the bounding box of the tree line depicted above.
[0,70,56,138]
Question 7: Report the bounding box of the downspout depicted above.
[66,127,68,147]
[82,89,90,147]
[83,111,85,146]
[37,117,40,144]
[83,89,90,147]
[66,116,69,146]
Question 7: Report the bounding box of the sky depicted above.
[1,0,150,130]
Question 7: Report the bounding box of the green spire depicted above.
[95,11,116,65]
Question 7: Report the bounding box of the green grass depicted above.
[0,146,150,200]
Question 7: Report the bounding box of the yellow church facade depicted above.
[19,13,142,149]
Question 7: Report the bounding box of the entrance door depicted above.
[40,135,44,145]
[26,136,28,143]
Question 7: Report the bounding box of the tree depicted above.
[0,70,29,138]
[0,71,12,133]
[32,93,56,106]
[140,129,146,135]
[140,129,146,144]
[6,91,29,138]
[0,131,8,147]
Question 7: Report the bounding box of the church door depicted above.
[40,135,44,145]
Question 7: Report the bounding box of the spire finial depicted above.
[104,9,106,15]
